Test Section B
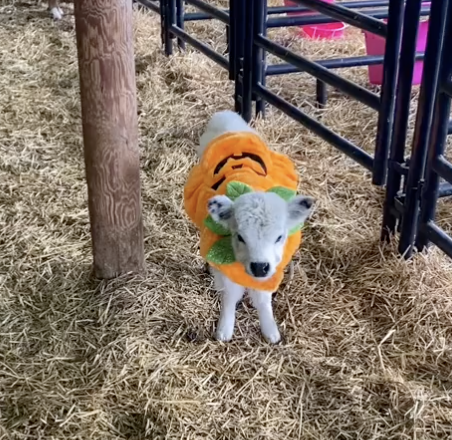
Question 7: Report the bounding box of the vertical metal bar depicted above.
[163,0,174,55]
[159,0,166,49]
[175,0,185,50]
[255,0,267,117]
[416,12,452,252]
[226,23,230,53]
[398,0,448,257]
[225,0,231,66]
[316,80,327,108]
[229,0,237,80]
[373,0,404,185]
[234,0,246,114]
[381,0,423,241]
[169,0,176,33]
[234,80,242,114]
[241,0,255,122]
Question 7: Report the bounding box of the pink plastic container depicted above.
[284,0,346,40]
[301,21,347,39]
[363,19,430,85]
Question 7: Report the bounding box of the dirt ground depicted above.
[1,2,452,439]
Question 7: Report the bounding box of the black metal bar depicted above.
[419,222,452,257]
[256,35,380,110]
[254,84,374,171]
[434,156,452,184]
[185,0,229,24]
[228,0,236,79]
[164,1,394,21]
[373,0,409,186]
[169,26,229,70]
[182,5,431,23]
[175,0,185,49]
[240,0,255,121]
[135,0,160,13]
[225,22,230,54]
[163,0,174,55]
[267,6,430,28]
[279,0,388,36]
[266,53,426,76]
[255,0,267,117]
[439,182,452,198]
[159,0,165,47]
[134,0,430,22]
[183,11,214,21]
[268,1,391,15]
[397,0,449,256]
[316,81,327,108]
[140,1,393,20]
[381,0,423,241]
[233,0,246,114]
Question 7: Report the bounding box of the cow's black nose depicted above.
[250,262,270,278]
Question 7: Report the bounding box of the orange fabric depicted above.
[184,132,301,292]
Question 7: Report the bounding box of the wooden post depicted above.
[74,0,144,279]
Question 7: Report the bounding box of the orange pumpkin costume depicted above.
[184,132,302,292]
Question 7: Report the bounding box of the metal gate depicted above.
[383,0,452,258]
[134,0,452,262]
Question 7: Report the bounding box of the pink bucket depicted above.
[284,0,346,40]
[363,19,430,85]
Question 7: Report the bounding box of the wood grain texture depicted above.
[75,0,144,279]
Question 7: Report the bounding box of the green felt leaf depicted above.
[204,215,230,236]
[226,181,253,200]
[289,223,304,236]
[267,186,297,201]
[206,237,236,265]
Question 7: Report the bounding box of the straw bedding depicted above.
[1,1,452,439]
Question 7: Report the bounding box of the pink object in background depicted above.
[284,0,346,40]
[301,21,347,39]
[363,19,430,85]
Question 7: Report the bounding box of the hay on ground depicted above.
[0,2,452,439]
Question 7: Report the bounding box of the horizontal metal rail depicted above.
[185,0,229,24]
[269,0,391,14]
[285,0,387,36]
[439,182,452,198]
[380,183,452,218]
[391,183,452,207]
[135,0,428,31]
[401,161,452,199]
[433,155,452,184]
[181,1,393,22]
[184,12,220,21]
[266,52,426,75]
[134,0,160,13]
[256,35,380,110]
[170,26,229,70]
[268,6,430,28]
[267,6,430,27]
[254,84,374,170]
[420,221,452,257]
